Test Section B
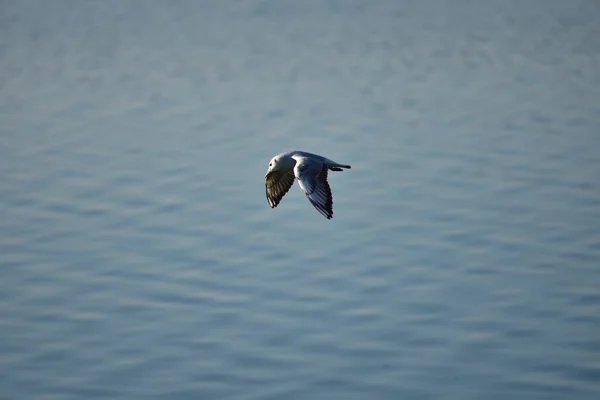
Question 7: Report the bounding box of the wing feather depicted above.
[265,169,296,208]
[295,159,334,219]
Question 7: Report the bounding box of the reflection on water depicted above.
[1,1,599,398]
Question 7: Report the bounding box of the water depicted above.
[1,1,599,398]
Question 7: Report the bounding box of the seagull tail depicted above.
[329,164,351,172]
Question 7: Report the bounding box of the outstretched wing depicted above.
[294,158,333,219]
[265,169,296,208]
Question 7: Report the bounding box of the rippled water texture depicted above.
[1,1,600,399]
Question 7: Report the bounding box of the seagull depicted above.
[265,151,351,219]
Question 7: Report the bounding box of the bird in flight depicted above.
[265,151,351,219]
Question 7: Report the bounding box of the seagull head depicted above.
[265,155,281,177]
[265,154,293,178]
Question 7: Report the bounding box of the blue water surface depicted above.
[1,1,600,399]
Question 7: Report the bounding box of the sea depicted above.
[1,1,599,399]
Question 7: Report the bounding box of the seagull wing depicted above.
[294,158,333,219]
[265,168,296,208]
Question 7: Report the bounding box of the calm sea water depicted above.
[1,1,599,399]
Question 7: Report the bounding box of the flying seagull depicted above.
[265,151,351,219]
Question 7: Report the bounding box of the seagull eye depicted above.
[269,163,272,166]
